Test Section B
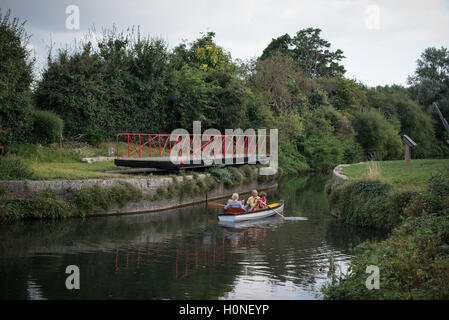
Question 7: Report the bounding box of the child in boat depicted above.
[224,193,247,211]
[256,192,268,209]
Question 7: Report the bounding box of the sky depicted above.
[2,0,449,87]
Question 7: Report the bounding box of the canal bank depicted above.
[0,165,280,221]
[323,160,449,299]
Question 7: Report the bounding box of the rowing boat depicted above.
[218,201,284,223]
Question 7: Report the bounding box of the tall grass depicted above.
[363,161,381,181]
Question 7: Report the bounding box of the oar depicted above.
[267,203,285,220]
[207,202,225,207]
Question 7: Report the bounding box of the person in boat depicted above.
[224,193,247,211]
[256,192,268,209]
[246,190,260,212]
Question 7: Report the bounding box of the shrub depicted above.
[179,177,194,199]
[31,110,64,145]
[70,183,143,218]
[0,156,34,180]
[1,196,69,221]
[323,214,449,300]
[83,128,104,146]
[426,168,449,215]
[207,167,234,187]
[352,109,402,160]
[328,180,395,229]
[302,136,344,173]
[0,10,34,144]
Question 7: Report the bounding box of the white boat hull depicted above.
[218,203,284,223]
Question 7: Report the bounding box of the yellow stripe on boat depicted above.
[268,203,280,208]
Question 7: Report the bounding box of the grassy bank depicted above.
[323,159,449,299]
[341,159,449,189]
[0,143,156,180]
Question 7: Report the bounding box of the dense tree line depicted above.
[1,9,448,173]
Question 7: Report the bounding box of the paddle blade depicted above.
[208,202,225,207]
[268,202,280,208]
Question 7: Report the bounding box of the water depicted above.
[0,175,385,300]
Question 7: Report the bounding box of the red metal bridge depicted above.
[115,133,271,171]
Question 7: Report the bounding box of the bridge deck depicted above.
[114,155,270,171]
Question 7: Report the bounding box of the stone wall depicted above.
[1,171,278,217]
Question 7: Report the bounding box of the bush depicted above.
[0,10,34,144]
[0,156,34,180]
[352,109,402,160]
[1,196,69,221]
[302,136,344,172]
[323,214,449,299]
[327,180,396,229]
[70,183,143,218]
[323,167,449,299]
[31,110,64,145]
[83,128,104,146]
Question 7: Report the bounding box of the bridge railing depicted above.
[116,133,268,161]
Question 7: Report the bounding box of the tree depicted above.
[260,34,292,60]
[35,30,170,138]
[0,9,34,144]
[170,32,230,71]
[352,110,402,160]
[408,47,449,107]
[408,47,449,142]
[260,28,346,78]
[250,52,309,113]
[291,28,345,78]
[367,86,436,157]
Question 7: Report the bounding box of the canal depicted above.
[0,175,384,300]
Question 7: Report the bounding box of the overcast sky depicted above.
[2,0,449,87]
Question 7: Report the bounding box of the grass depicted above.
[341,158,449,189]
[26,161,139,180]
[1,143,149,180]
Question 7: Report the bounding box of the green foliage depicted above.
[408,46,449,144]
[0,156,34,180]
[367,85,436,158]
[70,183,143,218]
[327,180,399,229]
[323,213,449,299]
[260,28,345,77]
[1,196,69,222]
[302,137,344,173]
[315,76,368,112]
[324,167,449,299]
[31,110,64,145]
[5,143,80,163]
[35,30,170,139]
[82,128,104,146]
[207,167,235,188]
[0,10,33,144]
[352,109,402,160]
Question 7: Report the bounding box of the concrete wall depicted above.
[3,174,204,197]
[92,179,278,216]
[1,171,278,217]
[332,164,351,184]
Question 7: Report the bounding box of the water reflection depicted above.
[0,175,385,300]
